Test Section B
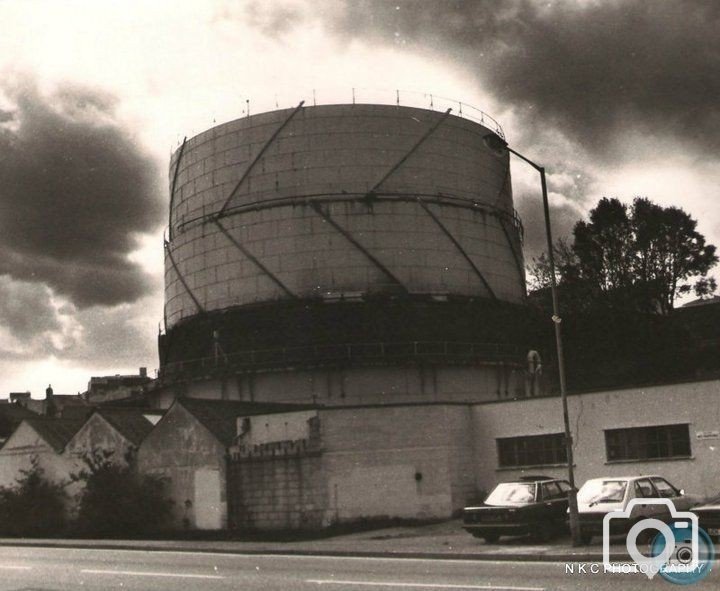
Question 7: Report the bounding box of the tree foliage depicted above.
[0,457,66,536]
[73,448,172,537]
[530,197,718,314]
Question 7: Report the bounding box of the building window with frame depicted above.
[497,433,567,468]
[605,424,691,462]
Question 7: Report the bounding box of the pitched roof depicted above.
[24,418,85,452]
[95,408,157,446]
[52,394,88,405]
[177,398,316,447]
[0,402,38,421]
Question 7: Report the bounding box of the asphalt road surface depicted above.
[0,547,717,590]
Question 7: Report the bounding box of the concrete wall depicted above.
[150,363,527,409]
[227,403,478,530]
[320,405,475,520]
[228,440,327,530]
[473,379,720,499]
[165,104,524,328]
[137,402,228,530]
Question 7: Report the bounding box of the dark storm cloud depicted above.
[285,0,720,159]
[0,81,163,307]
[0,274,159,366]
[515,193,582,261]
[71,304,158,366]
[0,278,61,339]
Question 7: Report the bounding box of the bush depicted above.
[73,449,172,537]
[0,457,66,536]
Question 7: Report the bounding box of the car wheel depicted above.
[580,532,592,545]
[532,525,551,543]
[482,533,500,543]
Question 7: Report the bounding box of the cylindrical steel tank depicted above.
[166,104,523,323]
[157,103,531,402]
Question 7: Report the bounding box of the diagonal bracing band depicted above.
[213,219,298,299]
[416,198,497,299]
[366,108,452,197]
[309,201,408,293]
[168,137,187,241]
[216,101,306,217]
[164,240,205,313]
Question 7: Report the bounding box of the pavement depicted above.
[0,519,695,562]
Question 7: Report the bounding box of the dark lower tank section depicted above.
[158,296,537,380]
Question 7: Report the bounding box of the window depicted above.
[540,481,562,500]
[485,482,536,505]
[577,479,628,505]
[497,433,567,468]
[605,424,691,462]
[635,479,656,498]
[557,481,572,495]
[650,477,681,498]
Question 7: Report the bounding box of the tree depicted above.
[530,197,717,314]
[0,457,67,536]
[72,448,172,537]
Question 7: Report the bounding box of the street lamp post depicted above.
[484,133,582,547]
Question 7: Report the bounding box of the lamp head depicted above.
[483,133,508,154]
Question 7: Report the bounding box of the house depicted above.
[64,407,160,466]
[8,386,90,419]
[84,368,153,405]
[0,401,38,445]
[136,398,310,530]
[0,407,159,512]
[0,418,85,490]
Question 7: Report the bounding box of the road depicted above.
[0,546,717,590]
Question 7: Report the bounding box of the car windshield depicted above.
[578,480,628,505]
[485,483,536,505]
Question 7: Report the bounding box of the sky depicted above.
[0,0,718,397]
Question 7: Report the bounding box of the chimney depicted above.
[45,384,56,418]
[139,367,147,378]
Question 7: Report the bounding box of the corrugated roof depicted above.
[24,418,85,452]
[96,408,156,446]
[178,398,315,446]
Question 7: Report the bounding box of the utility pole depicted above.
[483,133,582,547]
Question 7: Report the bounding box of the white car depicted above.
[575,475,700,544]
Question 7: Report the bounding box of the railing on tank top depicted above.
[172,87,505,149]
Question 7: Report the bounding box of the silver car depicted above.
[575,475,699,544]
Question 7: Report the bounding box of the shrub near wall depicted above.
[0,458,66,537]
[72,449,173,537]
